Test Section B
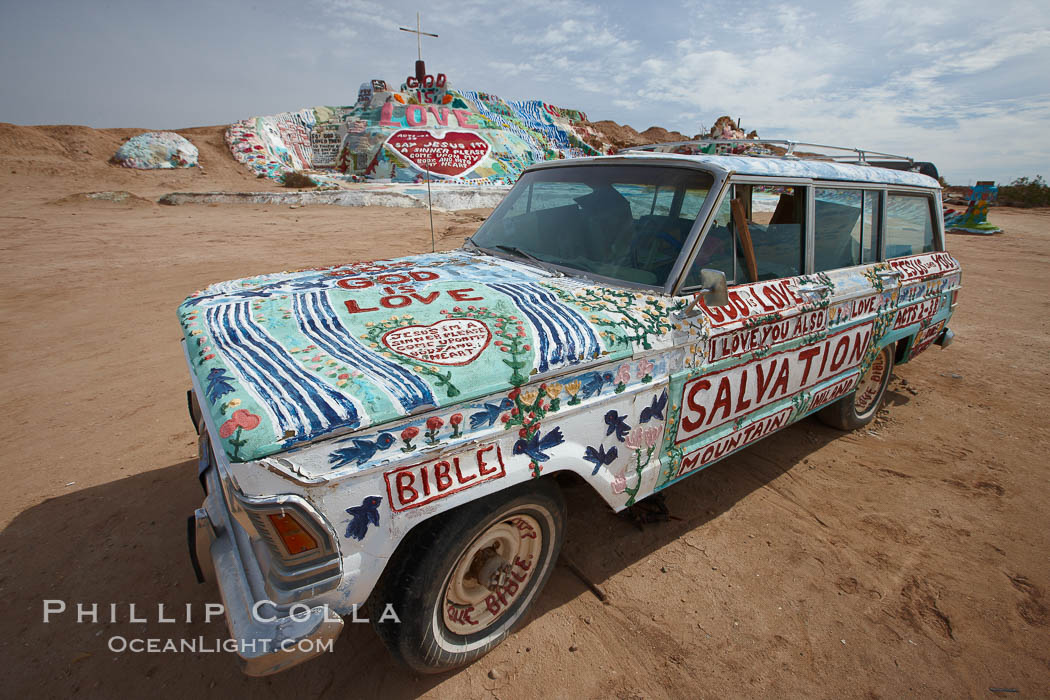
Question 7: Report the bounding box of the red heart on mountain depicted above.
[385,130,491,177]
[382,318,492,366]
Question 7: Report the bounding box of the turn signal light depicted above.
[267,512,319,555]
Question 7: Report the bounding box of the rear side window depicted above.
[813,189,880,271]
[885,194,935,258]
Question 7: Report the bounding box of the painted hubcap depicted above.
[854,350,889,416]
[442,515,542,635]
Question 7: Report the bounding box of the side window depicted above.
[685,190,742,286]
[813,189,881,271]
[750,185,805,280]
[684,184,805,287]
[885,194,935,258]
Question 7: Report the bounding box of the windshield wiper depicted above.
[490,245,564,277]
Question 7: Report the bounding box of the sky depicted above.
[1,0,1048,184]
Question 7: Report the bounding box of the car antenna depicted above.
[427,166,435,253]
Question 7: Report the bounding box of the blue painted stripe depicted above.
[294,291,435,412]
[205,302,360,441]
[490,283,600,373]
[205,305,295,434]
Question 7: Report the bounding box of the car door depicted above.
[658,180,856,490]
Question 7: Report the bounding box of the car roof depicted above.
[533,152,941,189]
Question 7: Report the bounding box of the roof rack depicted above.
[621,138,917,169]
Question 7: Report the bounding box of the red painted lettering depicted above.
[381,295,412,309]
[396,472,418,505]
[448,288,484,302]
[477,445,499,476]
[830,335,850,372]
[798,346,820,385]
[344,299,379,314]
[754,360,776,403]
[336,277,373,290]
[709,376,733,426]
[434,461,453,491]
[453,456,477,483]
[405,104,425,126]
[736,369,752,412]
[452,109,478,129]
[770,358,791,398]
[681,379,711,432]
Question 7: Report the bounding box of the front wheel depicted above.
[370,479,565,673]
[818,344,894,430]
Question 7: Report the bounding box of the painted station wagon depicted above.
[181,143,960,675]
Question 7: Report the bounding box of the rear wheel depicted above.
[370,480,565,673]
[818,344,893,430]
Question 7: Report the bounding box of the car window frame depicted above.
[882,188,943,260]
[673,176,945,293]
[472,158,730,295]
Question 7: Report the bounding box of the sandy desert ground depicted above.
[1,124,1048,698]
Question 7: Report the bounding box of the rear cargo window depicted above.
[885,194,935,258]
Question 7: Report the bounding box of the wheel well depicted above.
[894,337,910,365]
[368,473,574,608]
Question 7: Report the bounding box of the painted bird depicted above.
[639,390,668,424]
[469,398,515,429]
[344,496,382,541]
[329,434,395,468]
[513,427,565,463]
[579,371,615,399]
[605,410,631,442]
[583,444,619,475]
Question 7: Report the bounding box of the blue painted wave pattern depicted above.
[509,100,583,154]
[292,291,435,412]
[204,301,362,443]
[489,283,601,373]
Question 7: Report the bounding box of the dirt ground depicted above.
[1,124,1048,699]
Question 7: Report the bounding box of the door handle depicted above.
[797,282,832,296]
[876,269,904,281]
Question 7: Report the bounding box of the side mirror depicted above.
[681,269,729,317]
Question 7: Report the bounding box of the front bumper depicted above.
[188,457,344,676]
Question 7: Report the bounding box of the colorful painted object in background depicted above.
[944,181,1002,234]
[224,76,605,185]
[112,131,198,169]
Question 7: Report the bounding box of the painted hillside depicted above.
[225,76,619,186]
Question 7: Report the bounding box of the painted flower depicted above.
[636,358,654,379]
[565,380,581,396]
[426,416,444,431]
[624,427,645,450]
[218,409,261,440]
[449,413,463,426]
[508,388,521,401]
[615,364,631,385]
[401,426,419,441]
[520,390,539,406]
[644,426,662,448]
[545,383,563,398]
[611,472,627,494]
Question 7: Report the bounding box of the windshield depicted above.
[470,164,715,286]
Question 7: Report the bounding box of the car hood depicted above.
[179,250,674,462]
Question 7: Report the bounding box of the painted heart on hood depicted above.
[382,318,492,365]
[385,130,491,177]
